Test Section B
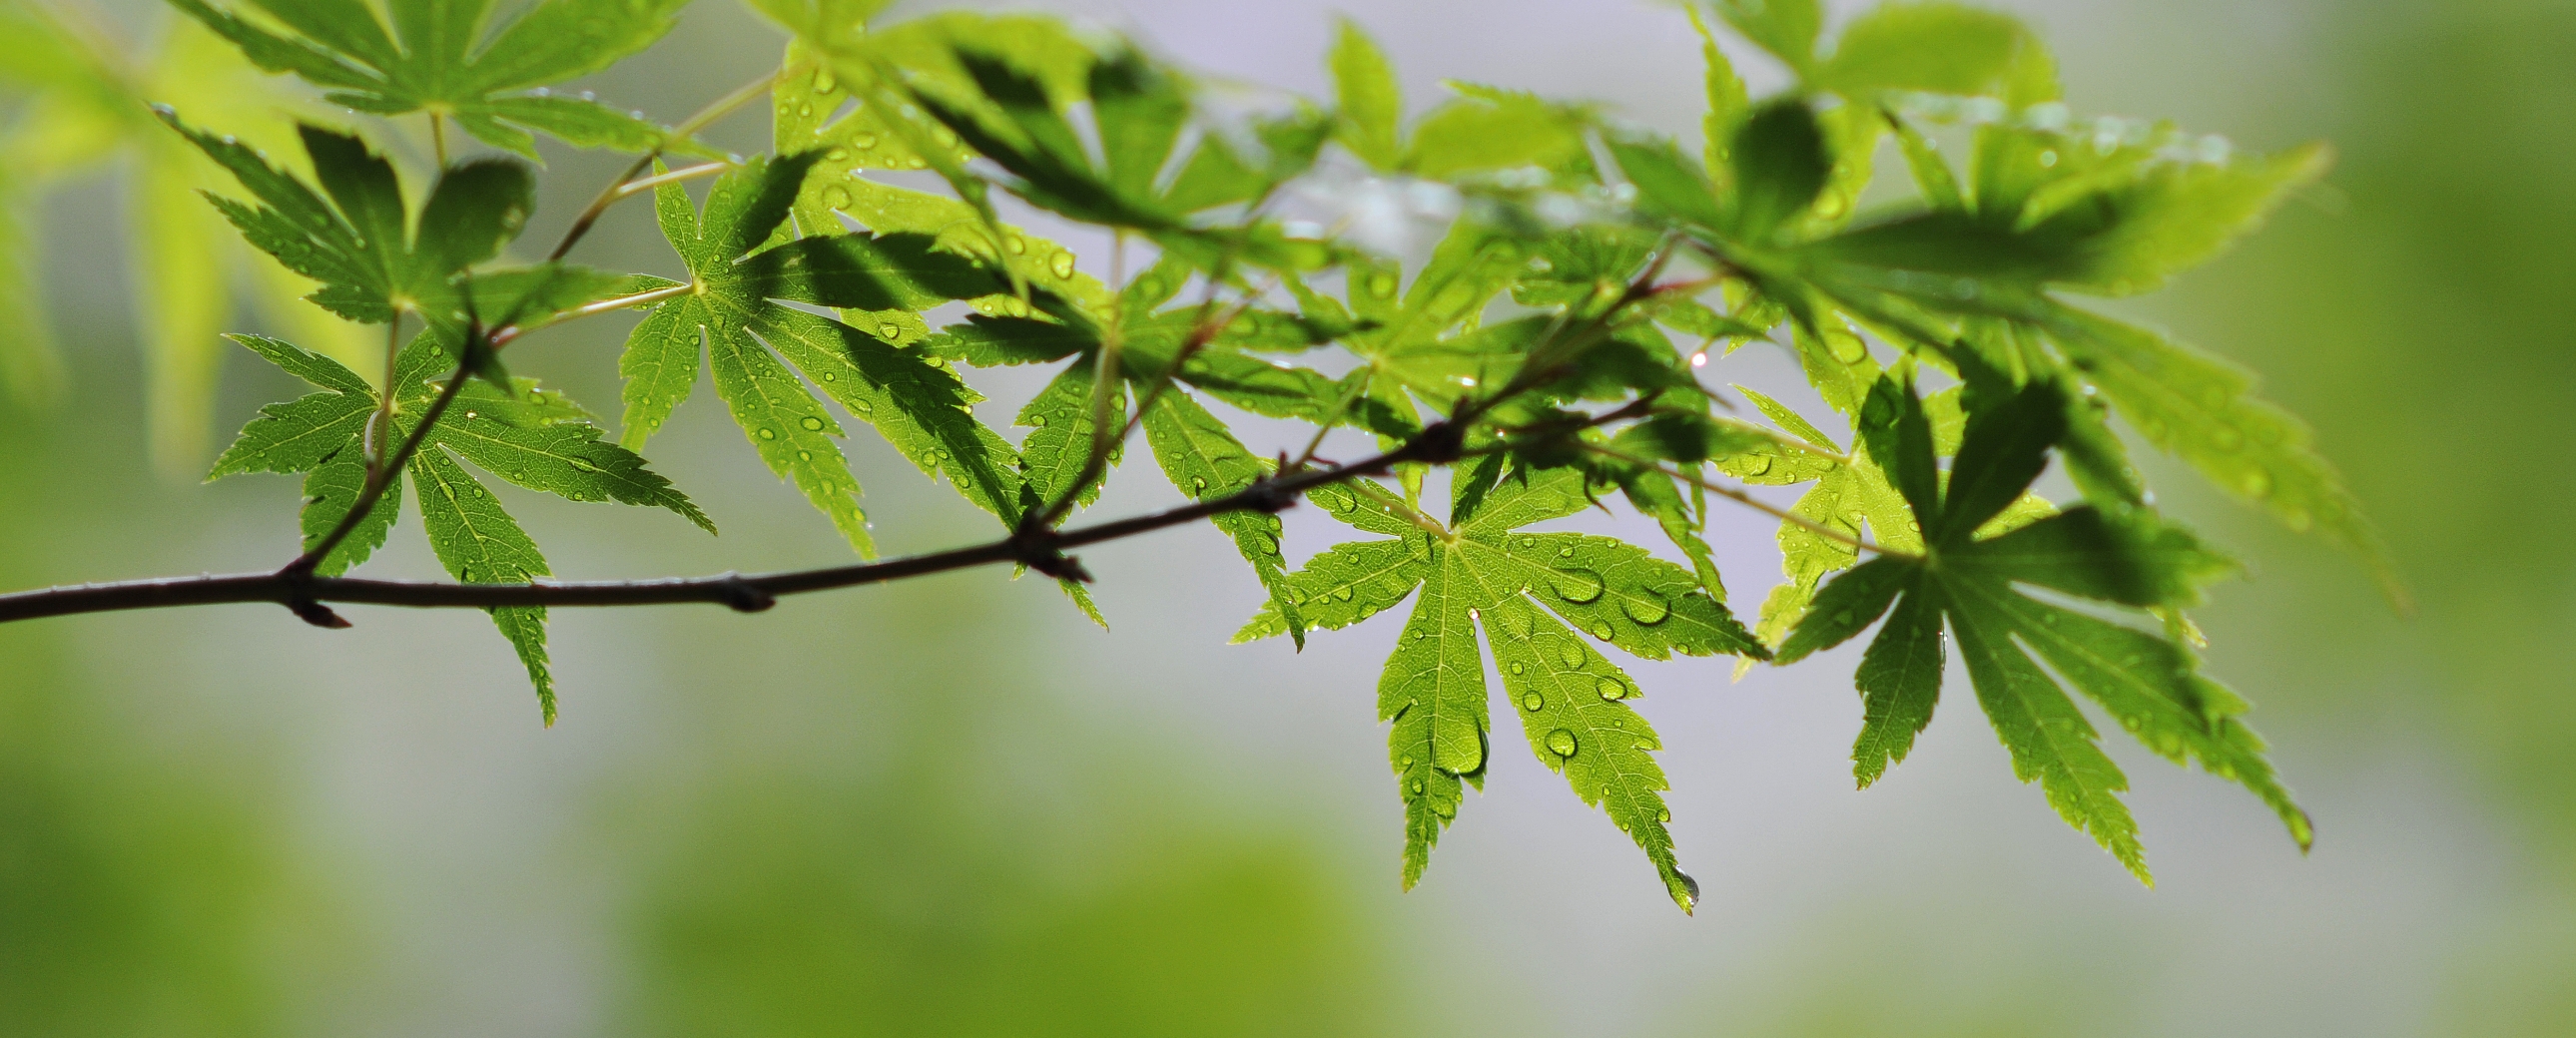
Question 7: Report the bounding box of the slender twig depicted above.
[1026,268,1261,532]
[606,162,733,203]
[515,281,698,339]
[1287,366,1373,472]
[1715,410,1850,464]
[1115,272,1279,448]
[365,312,403,474]
[0,423,1468,625]
[1582,443,1913,561]
[546,65,795,263]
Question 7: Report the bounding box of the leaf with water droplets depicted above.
[1460,531,1762,662]
[1233,536,1434,644]
[1380,551,1499,888]
[1481,596,1695,911]
[1142,391,1304,645]
[410,446,555,723]
[427,382,714,533]
[756,306,1023,526]
[207,375,375,480]
[297,445,401,577]
[1016,362,1120,512]
[619,157,1035,548]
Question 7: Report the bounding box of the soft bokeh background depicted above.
[4,0,2571,1034]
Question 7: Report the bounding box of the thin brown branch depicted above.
[0,424,1462,625]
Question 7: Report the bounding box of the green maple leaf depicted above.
[160,111,534,327]
[1279,221,1537,456]
[168,0,708,158]
[210,330,711,723]
[891,33,1334,273]
[618,154,1029,556]
[1327,19,1599,186]
[771,30,1109,337]
[1777,373,2309,883]
[1234,463,1764,909]
[919,255,1377,643]
[1784,115,2396,601]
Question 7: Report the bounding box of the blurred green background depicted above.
[2,0,2570,1034]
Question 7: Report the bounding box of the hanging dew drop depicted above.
[1826,332,1868,363]
[1619,591,1670,626]
[1548,567,1605,604]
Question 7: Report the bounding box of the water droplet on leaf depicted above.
[1544,730,1578,758]
[1619,591,1670,626]
[1548,568,1605,604]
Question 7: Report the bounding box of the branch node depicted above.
[1238,478,1298,515]
[717,573,777,613]
[1007,524,1091,583]
[1411,420,1467,465]
[272,565,350,628]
